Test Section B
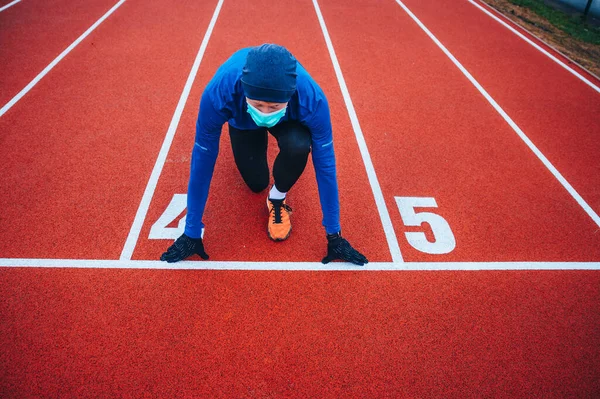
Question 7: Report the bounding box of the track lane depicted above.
[317,0,600,262]
[130,0,391,262]
[0,0,220,258]
[400,0,600,222]
[471,0,600,89]
[0,0,120,107]
[1,267,599,397]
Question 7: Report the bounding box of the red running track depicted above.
[130,0,390,262]
[1,0,600,397]
[318,0,600,262]
[0,0,120,106]
[401,0,600,221]
[0,0,219,258]
[1,268,599,397]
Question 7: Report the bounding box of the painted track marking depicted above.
[312,0,404,263]
[0,0,21,12]
[119,0,224,260]
[1,258,599,270]
[470,0,600,93]
[393,0,600,229]
[0,0,126,117]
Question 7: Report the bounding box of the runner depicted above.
[160,44,368,265]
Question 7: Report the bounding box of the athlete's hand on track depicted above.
[322,232,368,266]
[160,233,209,263]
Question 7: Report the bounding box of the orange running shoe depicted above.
[267,197,293,241]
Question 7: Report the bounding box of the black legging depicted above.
[229,121,311,193]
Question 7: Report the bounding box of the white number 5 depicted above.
[395,197,456,254]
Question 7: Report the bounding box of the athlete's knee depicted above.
[280,126,311,157]
[245,175,269,193]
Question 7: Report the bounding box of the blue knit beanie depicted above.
[241,44,297,103]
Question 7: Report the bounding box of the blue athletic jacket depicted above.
[184,47,340,238]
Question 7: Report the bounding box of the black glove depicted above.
[160,233,209,263]
[322,232,368,266]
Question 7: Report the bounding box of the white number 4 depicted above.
[395,197,456,254]
[149,194,188,239]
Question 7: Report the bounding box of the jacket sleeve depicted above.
[184,91,229,238]
[305,97,341,234]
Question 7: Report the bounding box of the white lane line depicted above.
[470,0,600,94]
[394,0,600,229]
[311,0,404,263]
[0,0,21,12]
[0,0,126,117]
[0,258,599,270]
[119,0,224,260]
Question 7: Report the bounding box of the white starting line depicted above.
[0,258,599,270]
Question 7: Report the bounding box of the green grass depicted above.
[509,0,600,44]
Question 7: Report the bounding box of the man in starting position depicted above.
[160,44,368,266]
